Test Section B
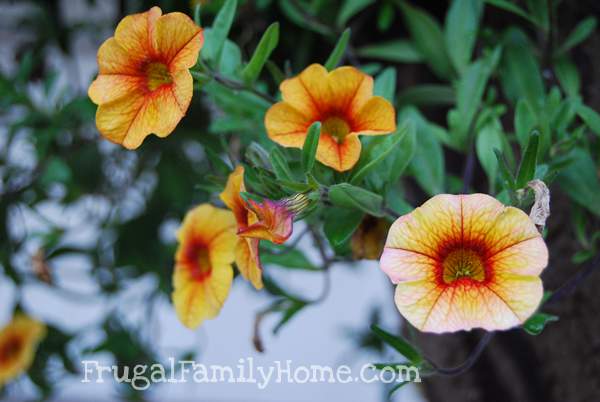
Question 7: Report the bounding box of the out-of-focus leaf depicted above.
[373,67,396,103]
[525,0,549,32]
[556,16,597,55]
[484,0,535,25]
[377,2,395,32]
[494,149,516,192]
[337,0,375,27]
[576,103,600,136]
[444,0,483,74]
[324,207,364,248]
[328,183,384,216]
[324,28,351,71]
[514,98,537,149]
[356,40,423,63]
[242,22,279,84]
[397,85,455,106]
[302,122,321,173]
[203,0,238,65]
[397,1,454,79]
[554,56,580,98]
[370,325,423,364]
[261,249,319,270]
[403,107,445,195]
[451,46,501,146]
[278,0,330,35]
[558,148,600,217]
[476,118,504,192]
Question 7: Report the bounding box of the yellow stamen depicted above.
[322,116,351,142]
[442,249,485,283]
[145,62,172,91]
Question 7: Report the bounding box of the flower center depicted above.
[0,335,23,365]
[145,62,172,91]
[442,249,486,284]
[187,244,212,281]
[322,116,351,142]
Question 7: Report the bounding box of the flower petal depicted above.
[235,237,263,289]
[114,6,161,59]
[328,66,373,114]
[88,74,146,105]
[219,166,249,228]
[96,37,144,76]
[380,248,438,284]
[352,96,397,135]
[172,262,233,328]
[316,132,361,172]
[239,199,293,244]
[280,64,330,115]
[264,102,311,148]
[152,12,203,68]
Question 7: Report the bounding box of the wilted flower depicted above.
[380,194,548,333]
[265,64,396,172]
[351,216,391,260]
[220,166,296,289]
[172,204,236,329]
[0,314,46,386]
[88,6,203,149]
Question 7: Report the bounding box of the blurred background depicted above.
[1,0,600,401]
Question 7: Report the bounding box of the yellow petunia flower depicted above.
[0,314,46,386]
[172,204,236,329]
[220,166,295,290]
[265,64,396,172]
[380,194,548,333]
[88,6,203,149]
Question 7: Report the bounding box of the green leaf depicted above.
[356,40,423,63]
[324,208,364,247]
[403,107,445,195]
[398,0,454,80]
[494,149,516,192]
[274,300,307,334]
[526,0,549,32]
[242,22,279,84]
[373,67,397,103]
[476,119,504,192]
[576,103,600,136]
[500,28,544,115]
[302,122,321,173]
[370,325,423,364]
[484,0,536,25]
[328,184,384,216]
[269,147,294,182]
[444,0,483,74]
[523,312,558,335]
[387,120,417,185]
[451,46,501,146]
[558,148,600,217]
[515,131,539,188]
[350,120,413,184]
[324,28,351,71]
[337,0,375,27]
[514,99,537,149]
[261,249,319,270]
[397,84,455,106]
[556,16,597,55]
[203,0,238,66]
[40,157,72,186]
[554,56,580,98]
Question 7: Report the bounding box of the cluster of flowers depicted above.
[0,7,549,386]
[86,7,548,332]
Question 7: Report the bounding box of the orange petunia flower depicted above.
[172,204,236,329]
[265,64,396,172]
[220,166,295,289]
[88,6,203,149]
[0,314,46,386]
[380,194,548,333]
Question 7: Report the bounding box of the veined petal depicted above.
[114,6,161,59]
[153,12,203,68]
[316,132,361,172]
[96,37,144,76]
[239,199,293,244]
[328,66,373,114]
[219,166,249,228]
[88,74,146,105]
[264,102,311,147]
[352,96,397,135]
[380,248,438,284]
[280,64,330,115]
[235,237,263,289]
[172,262,233,328]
